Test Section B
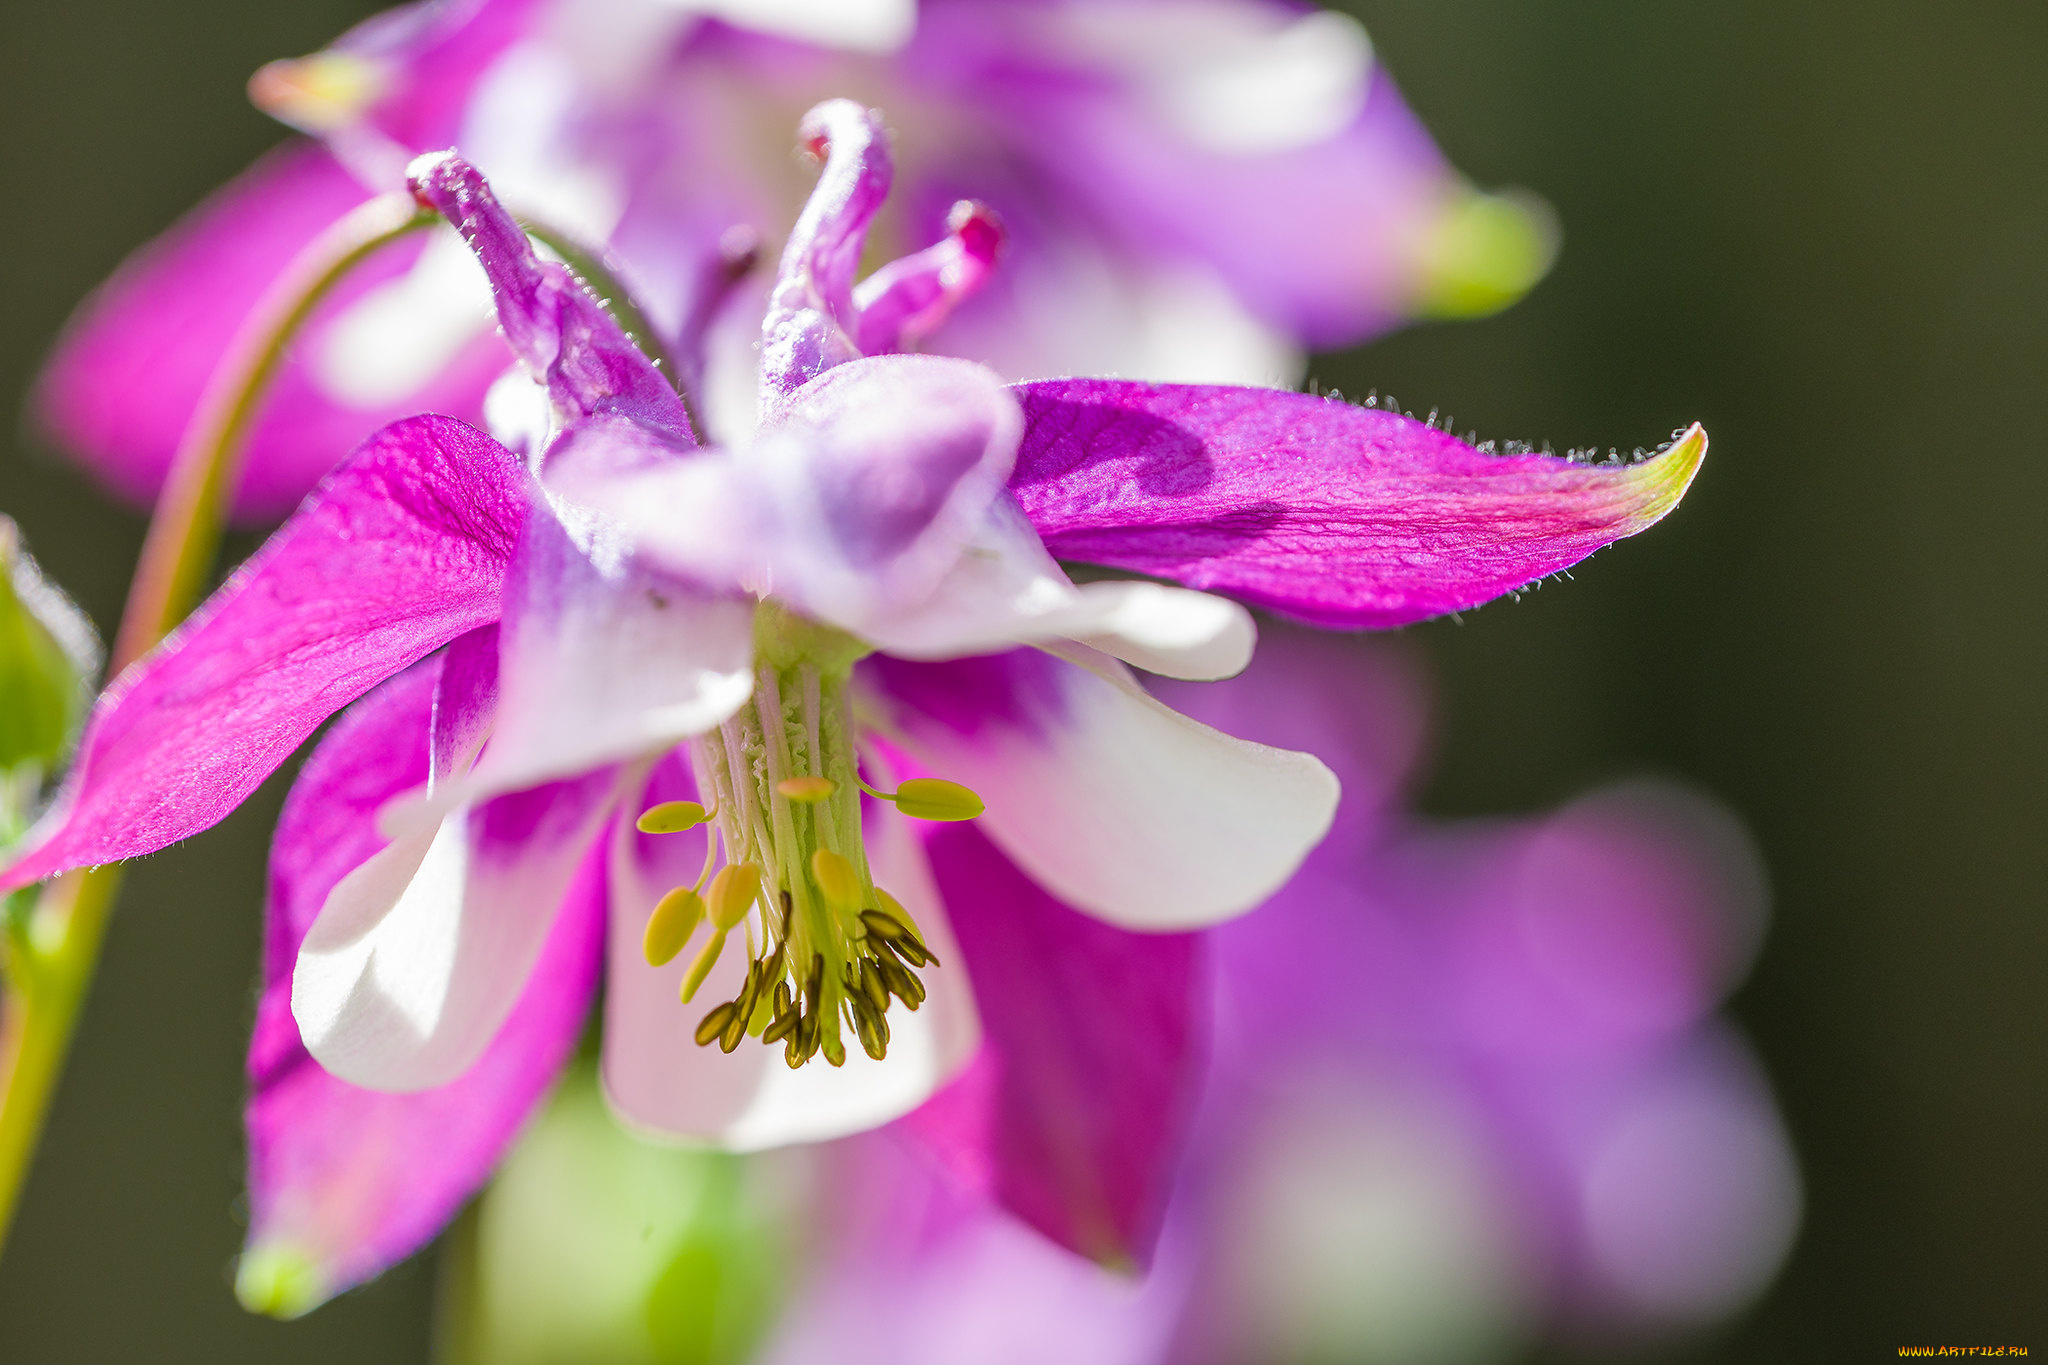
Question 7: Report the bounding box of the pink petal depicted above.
[261,0,541,157]
[32,140,504,520]
[556,355,1023,635]
[861,645,1335,930]
[601,769,978,1149]
[918,821,1206,1269]
[240,652,602,1316]
[1010,380,1707,628]
[0,415,525,893]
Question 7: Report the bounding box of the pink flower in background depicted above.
[1,105,1697,1314]
[35,0,1552,519]
[749,629,1799,1365]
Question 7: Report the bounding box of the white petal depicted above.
[851,500,1085,660]
[1061,579,1256,681]
[294,771,618,1090]
[600,804,978,1150]
[384,512,753,838]
[857,501,1254,680]
[867,645,1337,929]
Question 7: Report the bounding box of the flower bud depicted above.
[0,516,99,779]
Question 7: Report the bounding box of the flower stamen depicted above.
[641,885,705,967]
[856,774,985,822]
[636,799,715,833]
[644,613,978,1068]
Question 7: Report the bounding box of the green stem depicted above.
[112,195,435,666]
[0,192,433,1261]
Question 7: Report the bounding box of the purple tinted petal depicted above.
[880,1,1445,342]
[0,415,524,892]
[559,355,1021,634]
[30,141,505,520]
[428,622,500,788]
[408,152,693,441]
[852,200,1004,356]
[240,651,602,1315]
[752,357,1021,627]
[921,821,1206,1269]
[758,1128,1186,1365]
[759,99,892,406]
[1009,380,1707,628]
[1567,1029,1800,1321]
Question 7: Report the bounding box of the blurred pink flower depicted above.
[755,629,1799,1363]
[35,0,1553,518]
[3,110,1689,1315]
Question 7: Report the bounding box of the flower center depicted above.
[633,605,980,1069]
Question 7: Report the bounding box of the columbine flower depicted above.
[741,629,1799,1364]
[2,104,1699,1312]
[37,0,1553,518]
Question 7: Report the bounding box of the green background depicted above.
[0,0,2041,1358]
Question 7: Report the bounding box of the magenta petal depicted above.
[0,415,524,891]
[920,821,1205,1269]
[240,656,602,1314]
[273,0,542,156]
[1009,381,1707,628]
[409,152,693,442]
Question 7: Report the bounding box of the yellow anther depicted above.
[694,1001,736,1047]
[707,862,762,931]
[810,848,860,911]
[865,891,937,967]
[776,776,837,803]
[719,1001,749,1053]
[890,778,984,822]
[636,800,712,834]
[874,889,923,939]
[681,927,727,1004]
[642,886,705,966]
